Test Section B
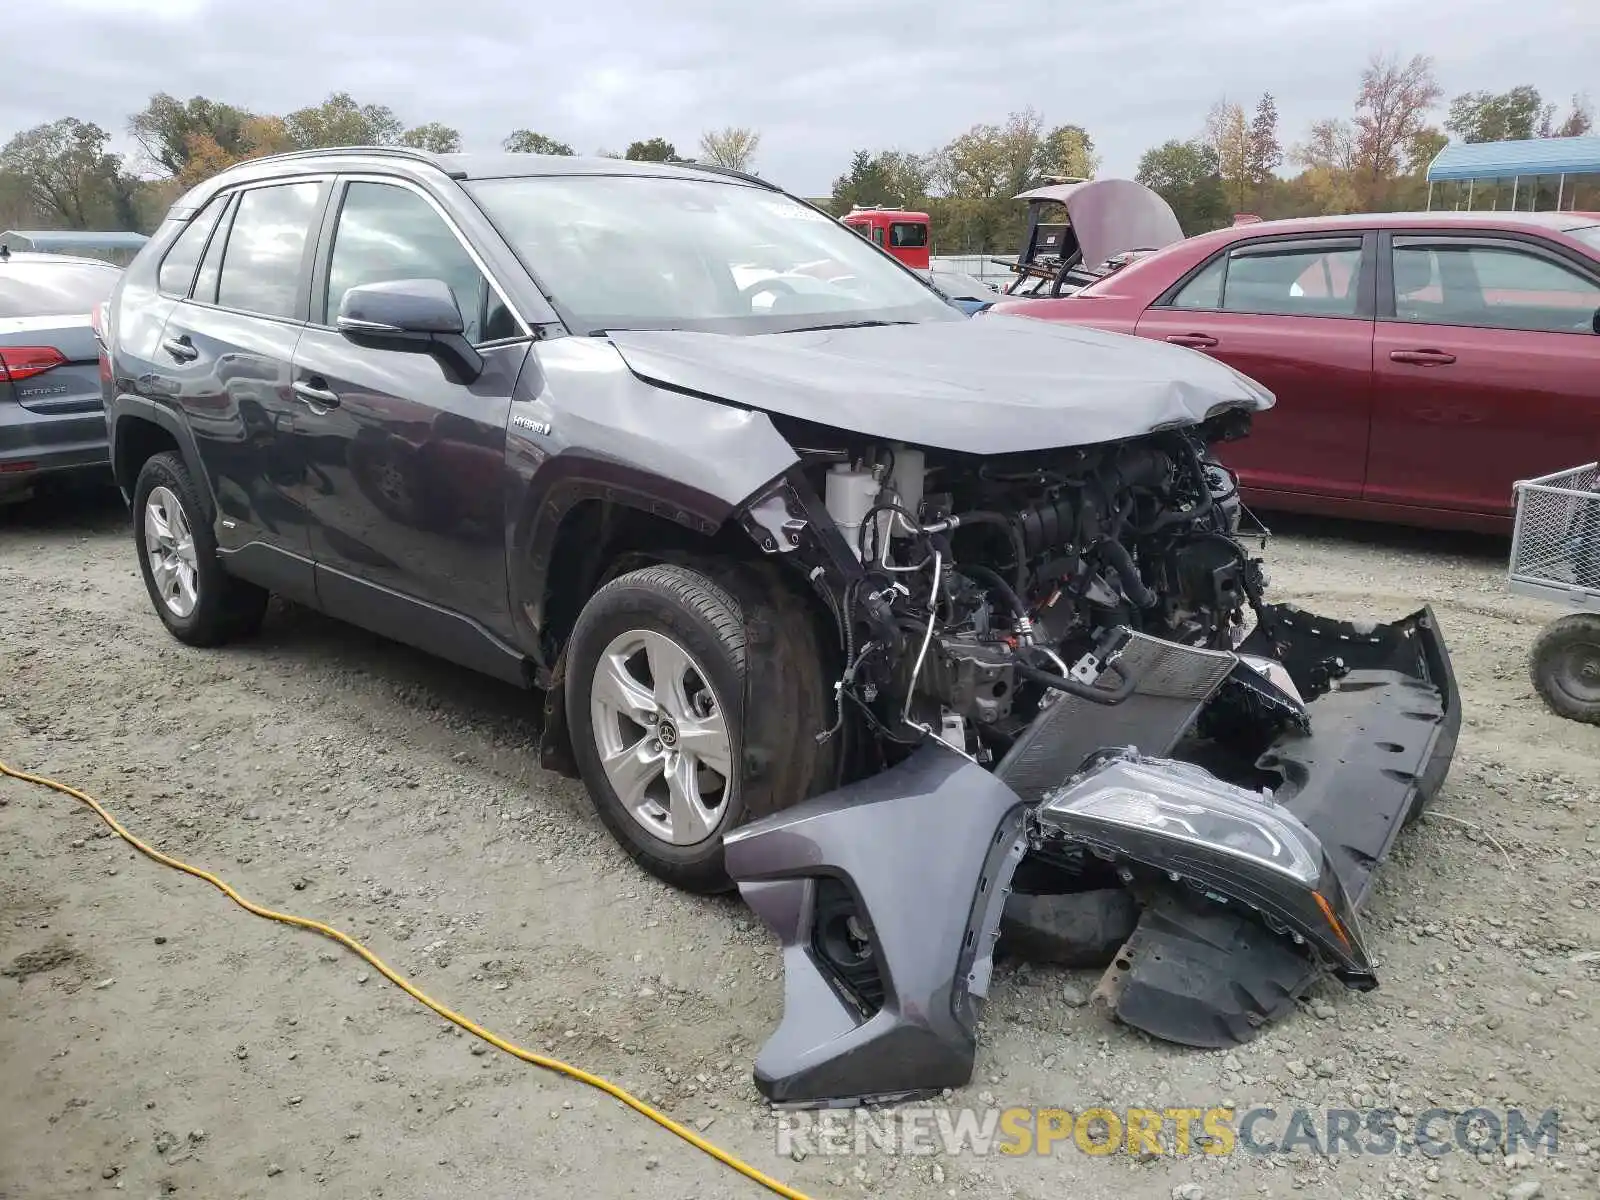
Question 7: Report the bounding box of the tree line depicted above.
[1,60,1592,250]
[0,90,762,233]
[828,56,1592,253]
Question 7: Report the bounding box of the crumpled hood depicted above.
[607,314,1273,455]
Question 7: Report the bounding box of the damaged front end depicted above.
[725,601,1458,1106]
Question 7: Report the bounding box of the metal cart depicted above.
[1510,462,1600,724]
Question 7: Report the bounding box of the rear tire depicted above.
[1529,613,1600,725]
[564,560,834,894]
[133,451,267,647]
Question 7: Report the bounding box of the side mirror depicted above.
[336,278,483,383]
[1593,306,1599,335]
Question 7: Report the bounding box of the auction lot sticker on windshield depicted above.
[759,199,834,222]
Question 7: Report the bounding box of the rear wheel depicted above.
[1529,613,1600,725]
[564,560,834,893]
[133,451,268,646]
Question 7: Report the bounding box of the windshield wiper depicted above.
[782,319,918,333]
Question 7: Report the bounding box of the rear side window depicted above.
[214,182,322,319]
[0,260,119,318]
[157,195,227,297]
[1169,240,1363,317]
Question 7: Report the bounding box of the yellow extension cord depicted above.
[0,758,814,1200]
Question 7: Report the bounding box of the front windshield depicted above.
[1571,224,1600,253]
[465,174,961,334]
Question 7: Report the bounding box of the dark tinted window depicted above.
[0,259,119,318]
[157,195,226,296]
[324,182,515,343]
[1393,240,1600,333]
[192,194,237,304]
[889,222,928,248]
[215,181,321,319]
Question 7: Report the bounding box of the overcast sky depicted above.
[6,0,1593,193]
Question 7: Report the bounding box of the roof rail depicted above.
[245,145,445,169]
[673,161,780,191]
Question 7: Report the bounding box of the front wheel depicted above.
[1529,613,1600,725]
[564,561,834,893]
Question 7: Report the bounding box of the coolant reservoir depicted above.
[826,464,881,560]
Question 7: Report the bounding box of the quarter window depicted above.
[1392,240,1600,334]
[157,195,227,297]
[214,182,322,320]
[323,182,515,343]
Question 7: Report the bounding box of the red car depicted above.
[992,211,1600,533]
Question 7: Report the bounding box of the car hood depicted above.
[607,314,1273,455]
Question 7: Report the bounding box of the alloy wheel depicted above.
[143,486,200,618]
[588,629,734,846]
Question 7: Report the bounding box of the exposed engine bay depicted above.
[727,412,1460,1108]
[802,418,1287,766]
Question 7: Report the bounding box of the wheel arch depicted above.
[109,395,215,520]
[530,493,841,781]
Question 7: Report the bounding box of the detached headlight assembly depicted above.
[1036,754,1373,985]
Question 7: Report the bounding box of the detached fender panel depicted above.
[724,741,1029,1106]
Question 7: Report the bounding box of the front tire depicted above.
[1530,613,1600,725]
[133,451,268,647]
[564,561,834,893]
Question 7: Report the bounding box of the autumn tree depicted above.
[1543,93,1593,138]
[503,130,574,155]
[1246,93,1282,206]
[283,92,403,149]
[698,126,761,171]
[400,122,462,153]
[1351,53,1441,208]
[1290,118,1360,214]
[1204,100,1251,211]
[1039,124,1099,179]
[128,93,255,177]
[175,115,292,189]
[624,137,680,162]
[0,118,127,229]
[1136,139,1228,234]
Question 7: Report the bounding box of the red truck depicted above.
[991,210,1600,533]
[840,207,930,270]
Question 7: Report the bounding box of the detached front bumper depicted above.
[726,604,1461,1104]
[1091,603,1461,1048]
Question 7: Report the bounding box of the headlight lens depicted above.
[1040,757,1321,886]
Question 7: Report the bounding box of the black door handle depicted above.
[161,336,198,362]
[1165,333,1218,348]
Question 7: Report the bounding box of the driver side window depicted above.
[324,181,518,343]
[1391,239,1600,334]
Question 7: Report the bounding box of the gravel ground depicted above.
[3,486,1598,1200]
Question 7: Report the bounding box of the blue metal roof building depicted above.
[1425,136,1600,210]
